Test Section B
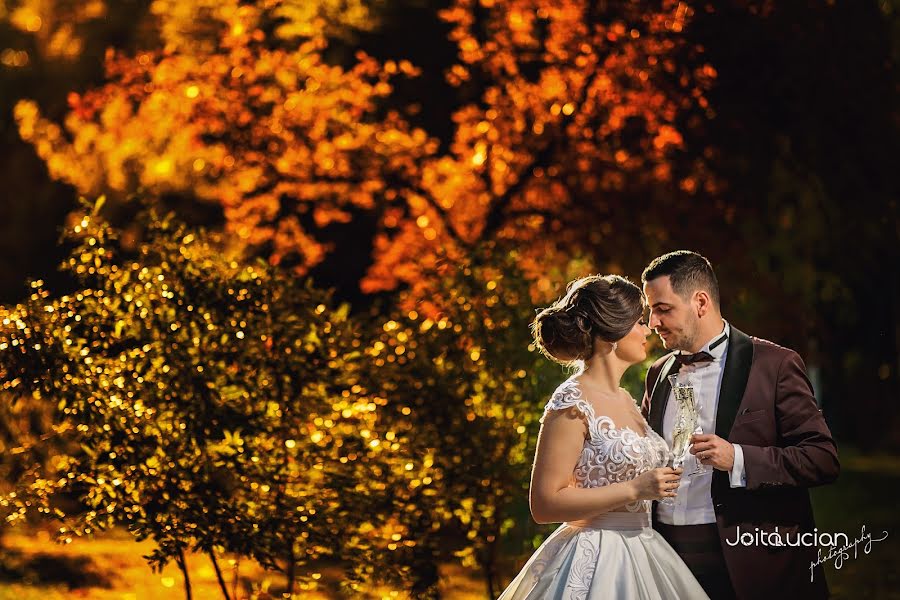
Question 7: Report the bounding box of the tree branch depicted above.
[478,1,606,241]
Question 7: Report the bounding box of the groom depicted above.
[640,251,839,600]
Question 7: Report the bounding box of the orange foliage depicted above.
[2,0,106,62]
[15,0,716,304]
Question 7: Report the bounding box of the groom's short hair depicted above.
[642,251,720,308]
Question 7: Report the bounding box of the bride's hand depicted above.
[630,467,682,501]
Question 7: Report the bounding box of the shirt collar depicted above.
[678,320,729,360]
[701,320,729,359]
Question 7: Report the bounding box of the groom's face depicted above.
[643,275,699,351]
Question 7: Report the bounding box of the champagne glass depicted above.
[659,376,697,505]
[669,372,709,476]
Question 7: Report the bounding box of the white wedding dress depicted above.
[498,379,709,600]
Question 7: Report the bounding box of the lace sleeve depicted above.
[540,380,594,425]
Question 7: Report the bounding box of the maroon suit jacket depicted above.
[641,326,840,600]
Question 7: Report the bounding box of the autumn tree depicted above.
[0,0,108,65]
[15,0,716,306]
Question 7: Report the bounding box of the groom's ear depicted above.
[695,290,713,317]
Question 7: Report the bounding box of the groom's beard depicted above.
[656,323,698,352]
[658,333,684,351]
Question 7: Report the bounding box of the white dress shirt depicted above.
[656,321,747,526]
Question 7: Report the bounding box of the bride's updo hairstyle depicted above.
[532,274,644,364]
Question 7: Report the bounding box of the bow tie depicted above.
[675,351,714,366]
[674,332,727,367]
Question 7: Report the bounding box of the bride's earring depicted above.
[612,342,618,352]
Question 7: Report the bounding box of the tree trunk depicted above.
[484,525,502,599]
[176,547,193,600]
[231,555,241,600]
[286,543,296,598]
[208,548,232,600]
[483,548,497,599]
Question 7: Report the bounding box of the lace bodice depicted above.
[540,379,672,513]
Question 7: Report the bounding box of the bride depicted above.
[498,274,708,599]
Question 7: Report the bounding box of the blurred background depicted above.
[0,0,897,598]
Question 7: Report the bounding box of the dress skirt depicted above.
[497,511,709,600]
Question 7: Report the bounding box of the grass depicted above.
[809,446,900,599]
[0,528,303,600]
[1,444,897,599]
[0,526,489,600]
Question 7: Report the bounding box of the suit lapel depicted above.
[715,326,754,439]
[648,354,678,435]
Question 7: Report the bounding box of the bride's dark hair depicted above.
[531,274,644,364]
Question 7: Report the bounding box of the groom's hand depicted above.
[689,434,735,471]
